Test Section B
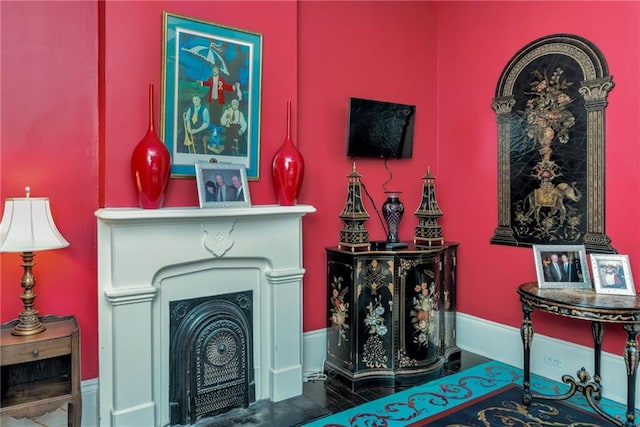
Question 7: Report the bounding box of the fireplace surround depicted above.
[95,205,315,427]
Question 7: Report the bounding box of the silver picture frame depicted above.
[532,244,591,289]
[590,254,636,296]
[195,161,251,208]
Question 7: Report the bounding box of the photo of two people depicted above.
[533,245,590,289]
[195,162,250,208]
[541,252,581,283]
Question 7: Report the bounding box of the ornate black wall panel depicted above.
[490,34,616,253]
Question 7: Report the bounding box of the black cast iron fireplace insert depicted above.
[169,291,255,425]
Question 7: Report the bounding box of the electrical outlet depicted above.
[543,353,563,368]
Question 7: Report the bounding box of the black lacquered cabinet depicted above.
[326,242,459,388]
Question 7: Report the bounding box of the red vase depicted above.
[131,84,171,209]
[272,101,304,206]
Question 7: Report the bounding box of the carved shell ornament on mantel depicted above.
[202,223,235,257]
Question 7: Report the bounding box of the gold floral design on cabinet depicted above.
[329,276,349,346]
[362,296,389,368]
[410,276,437,349]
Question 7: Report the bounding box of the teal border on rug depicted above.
[301,361,637,427]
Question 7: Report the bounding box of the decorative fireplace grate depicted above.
[169,291,254,425]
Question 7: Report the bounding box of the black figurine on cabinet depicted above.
[338,162,371,252]
[414,167,444,248]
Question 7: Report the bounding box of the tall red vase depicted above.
[272,101,305,206]
[131,84,171,209]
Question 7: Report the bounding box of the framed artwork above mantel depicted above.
[490,33,616,254]
[160,12,263,180]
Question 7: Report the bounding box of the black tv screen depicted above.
[346,97,415,159]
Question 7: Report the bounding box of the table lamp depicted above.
[0,186,69,336]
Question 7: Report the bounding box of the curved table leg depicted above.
[591,321,604,400]
[622,324,639,427]
[520,303,534,405]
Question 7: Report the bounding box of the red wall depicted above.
[435,1,640,350]
[101,1,298,208]
[1,1,638,381]
[298,1,440,333]
[0,1,99,377]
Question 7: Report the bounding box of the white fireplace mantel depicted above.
[96,205,315,427]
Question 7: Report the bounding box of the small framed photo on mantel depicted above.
[590,254,636,296]
[533,244,591,289]
[195,161,251,208]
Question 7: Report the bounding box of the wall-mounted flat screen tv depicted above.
[346,97,416,159]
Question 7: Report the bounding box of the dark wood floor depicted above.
[197,350,491,426]
[302,350,491,416]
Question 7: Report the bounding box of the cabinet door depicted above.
[397,254,442,368]
[442,246,457,352]
[327,256,355,369]
[354,257,394,372]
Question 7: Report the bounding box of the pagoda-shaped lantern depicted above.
[413,166,444,248]
[338,162,371,252]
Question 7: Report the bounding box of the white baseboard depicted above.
[302,313,635,405]
[80,378,99,427]
[302,327,328,381]
[80,315,634,426]
[455,312,633,405]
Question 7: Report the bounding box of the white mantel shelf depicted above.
[95,204,316,221]
[95,204,315,427]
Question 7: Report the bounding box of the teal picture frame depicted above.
[161,12,262,179]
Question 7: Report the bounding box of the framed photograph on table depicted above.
[590,254,636,296]
[161,12,262,180]
[533,244,591,289]
[195,161,251,208]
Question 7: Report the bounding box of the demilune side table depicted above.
[517,282,639,427]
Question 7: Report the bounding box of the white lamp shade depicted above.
[0,197,69,252]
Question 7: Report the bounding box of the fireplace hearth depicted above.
[96,205,315,427]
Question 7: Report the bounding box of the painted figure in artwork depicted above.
[221,99,248,156]
[198,63,242,127]
[183,95,211,154]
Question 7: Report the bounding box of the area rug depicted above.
[409,384,607,426]
[301,361,635,427]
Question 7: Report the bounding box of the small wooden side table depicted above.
[518,282,640,427]
[0,315,81,426]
